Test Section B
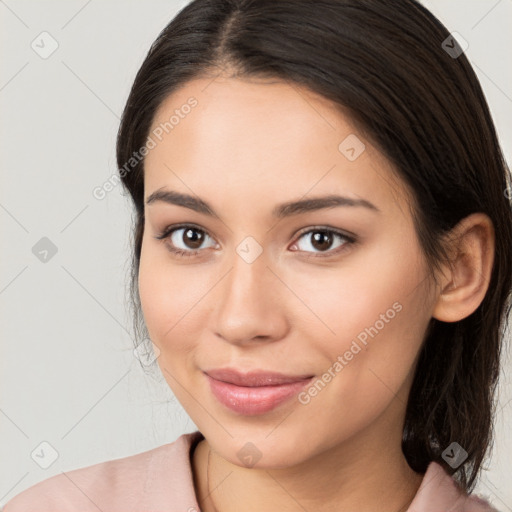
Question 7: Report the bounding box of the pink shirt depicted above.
[3,430,498,511]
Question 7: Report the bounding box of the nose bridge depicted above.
[228,242,269,299]
[212,240,286,344]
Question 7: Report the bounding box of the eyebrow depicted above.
[145,189,381,218]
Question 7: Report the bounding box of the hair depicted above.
[116,0,512,493]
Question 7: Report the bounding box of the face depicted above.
[138,75,437,468]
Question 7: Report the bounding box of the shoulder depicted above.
[2,431,204,512]
[407,461,500,512]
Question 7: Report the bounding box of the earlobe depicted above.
[431,213,495,323]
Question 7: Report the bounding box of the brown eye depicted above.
[310,231,335,251]
[180,227,206,249]
[155,224,217,257]
[292,228,356,257]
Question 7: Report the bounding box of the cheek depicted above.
[295,240,431,422]
[138,248,208,406]
[292,237,427,354]
[138,241,204,355]
[302,232,427,360]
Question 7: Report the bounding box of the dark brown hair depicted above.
[116,0,512,492]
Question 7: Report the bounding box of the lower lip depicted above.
[206,374,313,415]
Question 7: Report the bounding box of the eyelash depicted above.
[154,223,357,259]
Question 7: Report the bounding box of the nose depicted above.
[211,247,289,347]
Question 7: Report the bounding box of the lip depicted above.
[204,368,314,415]
[205,368,314,386]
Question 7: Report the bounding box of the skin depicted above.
[138,74,495,512]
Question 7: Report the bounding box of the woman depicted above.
[4,0,511,510]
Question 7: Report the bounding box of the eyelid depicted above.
[290,225,357,258]
[154,222,218,250]
[154,222,214,241]
[293,224,357,242]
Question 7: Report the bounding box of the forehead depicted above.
[143,76,409,218]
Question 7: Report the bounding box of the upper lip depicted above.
[204,368,314,387]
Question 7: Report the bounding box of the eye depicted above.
[290,227,356,258]
[154,223,356,259]
[154,224,217,258]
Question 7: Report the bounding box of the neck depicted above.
[192,424,423,512]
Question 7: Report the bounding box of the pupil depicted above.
[312,231,332,251]
[184,228,204,249]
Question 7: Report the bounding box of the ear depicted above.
[432,213,495,323]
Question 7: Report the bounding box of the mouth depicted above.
[204,368,314,415]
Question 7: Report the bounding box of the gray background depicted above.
[1,0,511,509]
